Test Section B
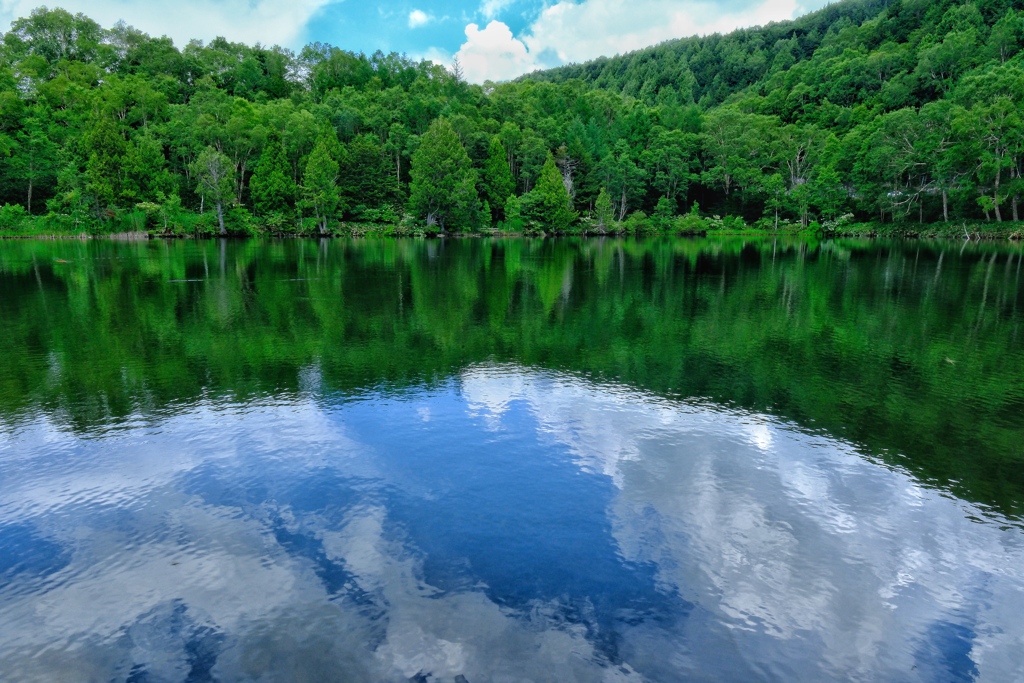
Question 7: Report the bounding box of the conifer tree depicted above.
[482,137,514,222]
[409,118,480,231]
[522,155,577,233]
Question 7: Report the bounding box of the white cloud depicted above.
[420,46,453,67]
[479,0,515,20]
[0,0,334,48]
[408,9,432,29]
[451,0,805,83]
[454,20,539,83]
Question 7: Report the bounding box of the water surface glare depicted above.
[0,237,1023,682]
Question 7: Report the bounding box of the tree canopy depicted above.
[1,1,1024,235]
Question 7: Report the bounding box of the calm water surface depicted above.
[0,237,1022,682]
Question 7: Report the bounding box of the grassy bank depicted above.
[2,207,1023,241]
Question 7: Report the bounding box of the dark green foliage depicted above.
[482,137,514,222]
[339,134,398,217]
[409,118,481,231]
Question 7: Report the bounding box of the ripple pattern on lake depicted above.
[0,365,1022,682]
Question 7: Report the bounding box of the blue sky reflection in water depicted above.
[1,364,1024,681]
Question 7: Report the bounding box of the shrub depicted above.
[0,204,28,232]
[674,212,709,234]
[622,211,652,234]
[357,205,402,224]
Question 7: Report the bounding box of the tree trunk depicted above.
[994,169,1003,222]
[1013,195,1019,223]
[942,190,949,223]
[619,186,628,222]
[27,177,33,216]
[216,200,226,236]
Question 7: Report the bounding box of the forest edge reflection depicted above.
[0,236,1022,521]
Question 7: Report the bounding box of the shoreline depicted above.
[3,227,1023,242]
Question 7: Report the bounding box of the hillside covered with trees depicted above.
[1,0,1023,237]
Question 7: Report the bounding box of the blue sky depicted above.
[1,0,831,82]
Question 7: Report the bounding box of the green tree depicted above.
[521,155,577,233]
[83,117,128,217]
[482,137,514,222]
[192,146,234,235]
[599,141,646,222]
[250,139,295,216]
[339,134,396,216]
[594,187,615,233]
[408,118,480,232]
[813,165,846,222]
[302,131,341,234]
[642,129,699,203]
[761,173,786,229]
[652,197,675,230]
[8,110,58,214]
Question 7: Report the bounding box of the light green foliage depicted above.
[6,108,58,214]
[652,197,676,230]
[599,141,645,222]
[813,166,846,222]
[521,156,577,233]
[250,139,295,216]
[0,203,28,231]
[302,131,341,234]
[502,194,524,232]
[408,118,480,232]
[192,147,234,235]
[642,129,699,202]
[594,188,615,233]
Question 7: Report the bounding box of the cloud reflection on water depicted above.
[0,364,1022,681]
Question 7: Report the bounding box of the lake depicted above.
[0,237,1023,682]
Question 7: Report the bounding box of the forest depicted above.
[1,0,1024,237]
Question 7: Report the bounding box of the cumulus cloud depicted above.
[452,0,806,83]
[408,9,432,29]
[0,0,333,48]
[454,21,540,84]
